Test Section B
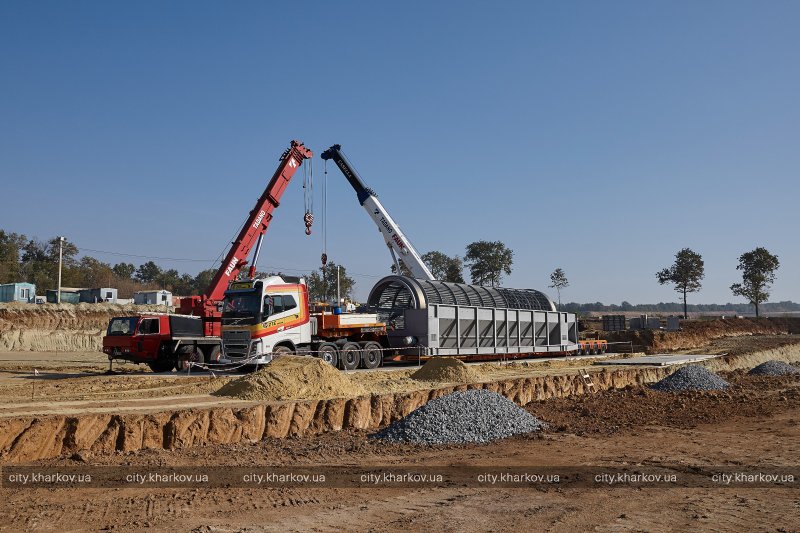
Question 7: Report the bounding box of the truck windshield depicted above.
[222,291,262,324]
[107,317,138,336]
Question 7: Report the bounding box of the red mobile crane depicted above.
[178,140,314,336]
[102,140,314,372]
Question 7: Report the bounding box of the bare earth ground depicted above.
[1,336,799,532]
[1,370,799,532]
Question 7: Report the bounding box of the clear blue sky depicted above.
[1,1,797,304]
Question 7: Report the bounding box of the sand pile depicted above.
[214,356,366,401]
[411,357,481,383]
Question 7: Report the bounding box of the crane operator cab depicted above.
[219,276,311,365]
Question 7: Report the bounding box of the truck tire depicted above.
[202,345,221,365]
[359,341,383,369]
[273,345,294,357]
[147,360,175,373]
[316,343,338,367]
[176,344,206,372]
[339,342,361,371]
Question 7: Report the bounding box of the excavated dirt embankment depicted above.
[606,317,800,353]
[3,343,798,464]
[0,303,170,351]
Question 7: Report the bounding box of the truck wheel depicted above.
[176,345,206,372]
[316,343,338,367]
[600,344,607,354]
[339,342,361,371]
[359,341,383,369]
[202,345,221,365]
[147,360,174,373]
[273,345,294,357]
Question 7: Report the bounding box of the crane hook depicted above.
[304,212,314,235]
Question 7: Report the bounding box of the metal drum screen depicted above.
[367,276,578,356]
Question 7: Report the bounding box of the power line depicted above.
[78,247,213,262]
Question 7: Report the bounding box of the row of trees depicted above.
[656,247,780,318]
[1,229,785,316]
[560,300,800,315]
[0,230,217,298]
[393,241,516,287]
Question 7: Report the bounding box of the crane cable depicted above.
[321,160,328,268]
[302,156,314,235]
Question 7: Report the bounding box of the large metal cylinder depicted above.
[367,276,574,356]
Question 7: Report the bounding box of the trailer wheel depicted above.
[600,344,607,354]
[339,342,361,371]
[316,343,338,367]
[359,341,383,369]
[147,360,175,373]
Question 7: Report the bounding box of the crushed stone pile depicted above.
[214,356,366,401]
[411,357,481,383]
[371,389,546,444]
[748,360,800,376]
[651,364,729,392]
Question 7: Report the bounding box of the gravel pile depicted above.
[371,389,546,444]
[749,360,800,376]
[651,364,729,392]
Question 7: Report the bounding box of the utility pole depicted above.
[336,265,341,306]
[56,236,65,304]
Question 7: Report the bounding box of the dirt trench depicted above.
[3,343,798,464]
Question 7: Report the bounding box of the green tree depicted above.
[307,262,355,303]
[730,247,780,318]
[548,268,569,309]
[20,239,54,290]
[390,260,412,277]
[656,248,705,319]
[464,240,513,287]
[0,230,26,284]
[192,268,217,295]
[112,262,136,280]
[135,261,163,283]
[422,251,465,283]
[46,237,78,268]
[76,256,114,288]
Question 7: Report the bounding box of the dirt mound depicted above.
[606,317,800,353]
[411,357,481,383]
[0,303,173,351]
[214,356,366,401]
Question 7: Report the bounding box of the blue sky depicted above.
[1,1,797,303]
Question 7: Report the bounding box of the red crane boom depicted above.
[179,140,314,335]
